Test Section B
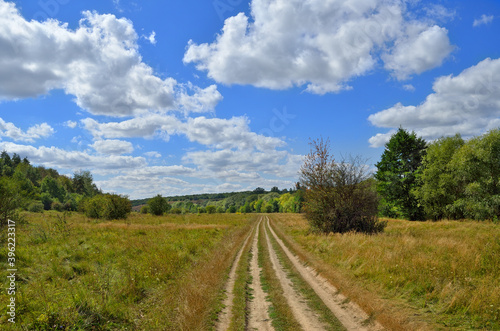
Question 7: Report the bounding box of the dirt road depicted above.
[217,216,384,331]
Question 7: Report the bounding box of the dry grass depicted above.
[0,211,255,330]
[270,214,500,330]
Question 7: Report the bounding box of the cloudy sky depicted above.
[0,0,499,199]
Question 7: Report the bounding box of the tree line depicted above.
[0,152,130,225]
[376,128,500,222]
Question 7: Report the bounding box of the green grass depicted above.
[228,225,255,330]
[271,214,500,330]
[0,211,253,330]
[264,220,346,331]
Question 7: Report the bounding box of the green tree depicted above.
[206,205,217,214]
[148,194,170,216]
[73,170,99,197]
[414,135,464,220]
[375,128,427,221]
[0,177,21,225]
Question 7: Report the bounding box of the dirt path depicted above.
[265,216,385,331]
[248,219,273,330]
[262,217,328,330]
[217,216,384,330]
[216,224,254,331]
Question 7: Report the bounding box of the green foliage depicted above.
[206,205,216,214]
[28,201,44,213]
[147,194,171,216]
[0,177,22,225]
[84,194,131,220]
[413,135,465,220]
[300,138,385,234]
[375,128,427,221]
[140,205,149,214]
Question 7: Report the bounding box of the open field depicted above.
[1,212,499,330]
[270,214,500,330]
[0,211,255,330]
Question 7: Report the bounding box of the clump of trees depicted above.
[377,128,500,221]
[299,138,386,234]
[0,151,132,221]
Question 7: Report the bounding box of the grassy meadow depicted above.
[270,214,500,330]
[0,211,256,330]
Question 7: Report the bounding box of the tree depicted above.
[73,170,99,197]
[375,128,427,221]
[0,177,21,226]
[300,138,385,234]
[148,194,170,216]
[413,134,464,220]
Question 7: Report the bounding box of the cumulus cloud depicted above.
[473,14,494,27]
[0,118,54,142]
[184,0,453,93]
[0,141,146,170]
[383,25,454,80]
[0,1,221,116]
[82,114,285,151]
[369,57,500,147]
[64,120,78,129]
[91,139,134,155]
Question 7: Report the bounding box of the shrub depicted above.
[27,201,44,213]
[300,138,386,234]
[140,205,149,214]
[147,194,170,216]
[170,208,182,214]
[206,205,216,214]
[51,201,64,212]
[84,194,131,220]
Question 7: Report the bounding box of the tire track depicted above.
[248,218,273,330]
[265,216,385,331]
[216,221,255,331]
[262,217,327,330]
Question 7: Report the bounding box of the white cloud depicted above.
[403,84,415,92]
[91,139,134,155]
[184,0,453,93]
[473,14,494,27]
[383,25,454,80]
[144,151,161,158]
[65,120,78,129]
[0,1,221,116]
[146,31,156,45]
[369,57,500,147]
[0,141,146,170]
[0,118,54,142]
[82,113,285,151]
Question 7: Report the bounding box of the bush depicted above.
[300,138,386,234]
[27,201,44,213]
[170,208,182,214]
[84,194,131,220]
[148,194,170,216]
[206,205,216,214]
[51,201,64,212]
[140,205,149,214]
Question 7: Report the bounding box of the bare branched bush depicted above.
[300,138,386,234]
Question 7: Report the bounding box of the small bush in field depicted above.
[27,201,44,213]
[300,138,386,234]
[206,205,216,214]
[140,205,149,214]
[147,194,171,216]
[84,194,131,220]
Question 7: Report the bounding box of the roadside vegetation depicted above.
[0,212,253,329]
[270,213,500,330]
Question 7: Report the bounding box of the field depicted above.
[1,212,499,330]
[0,211,254,330]
[271,214,500,330]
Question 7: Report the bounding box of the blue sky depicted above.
[0,0,499,199]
